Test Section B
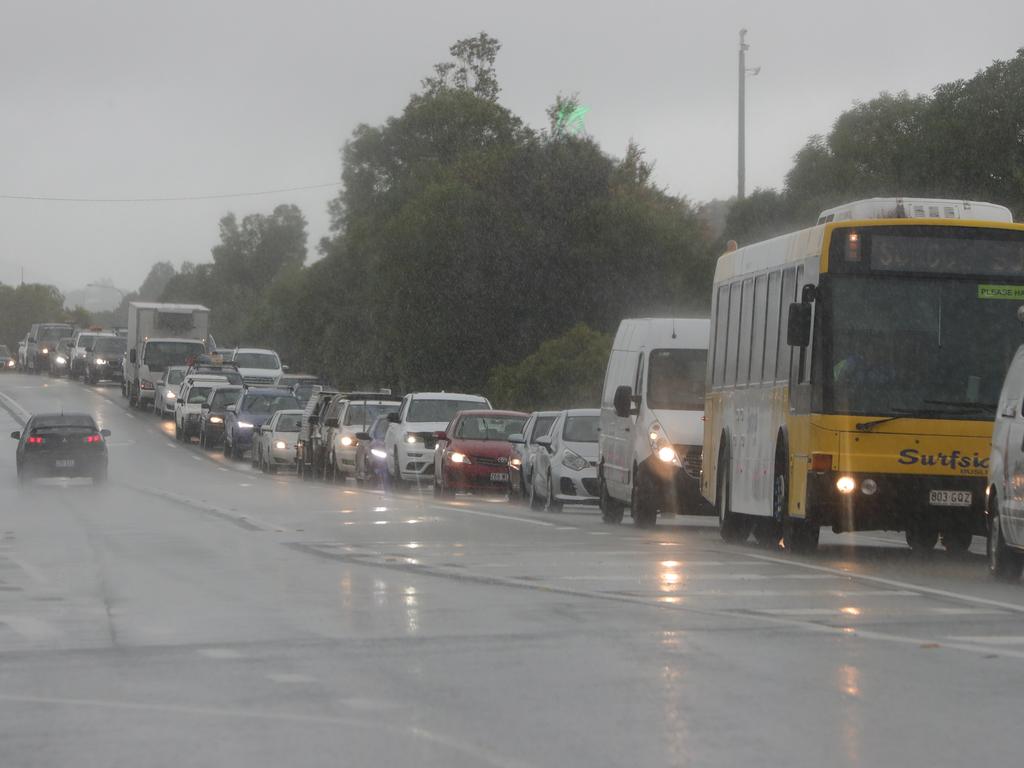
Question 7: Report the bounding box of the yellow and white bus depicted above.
[702,198,1024,553]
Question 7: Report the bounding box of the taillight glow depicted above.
[84,434,102,444]
[26,436,44,445]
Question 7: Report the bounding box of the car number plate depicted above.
[55,459,75,468]
[490,472,509,482]
[929,490,971,507]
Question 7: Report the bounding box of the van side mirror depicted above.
[324,417,339,428]
[787,303,812,347]
[129,349,137,364]
[613,385,635,418]
[535,435,553,452]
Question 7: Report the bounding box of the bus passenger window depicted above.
[726,282,742,386]
[764,271,781,381]
[777,268,797,379]
[713,285,729,386]
[751,274,768,384]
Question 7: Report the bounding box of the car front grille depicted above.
[472,455,507,468]
[580,478,600,497]
[243,376,276,385]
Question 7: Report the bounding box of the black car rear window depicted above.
[31,414,96,429]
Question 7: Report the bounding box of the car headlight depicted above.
[510,457,522,467]
[6,360,13,367]
[648,421,682,467]
[95,358,107,366]
[371,448,388,459]
[166,392,176,400]
[55,356,67,364]
[274,440,287,450]
[451,451,471,464]
[208,416,223,424]
[238,421,254,429]
[562,449,588,471]
[405,433,417,444]
[41,348,49,354]
[340,435,354,447]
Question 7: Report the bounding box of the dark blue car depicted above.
[223,388,300,460]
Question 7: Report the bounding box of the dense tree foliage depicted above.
[725,49,1024,245]
[0,283,68,351]
[484,324,612,411]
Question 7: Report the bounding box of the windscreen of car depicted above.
[647,348,707,411]
[563,415,599,443]
[454,415,527,440]
[31,414,96,430]
[529,415,556,443]
[370,416,390,440]
[187,386,213,404]
[233,352,280,369]
[144,341,205,372]
[209,388,242,409]
[241,394,300,414]
[344,402,400,427]
[167,369,186,386]
[407,399,486,423]
[39,326,73,343]
[92,337,126,355]
[274,414,302,432]
[76,333,98,349]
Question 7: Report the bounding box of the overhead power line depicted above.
[0,181,342,203]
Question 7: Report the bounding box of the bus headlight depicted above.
[836,476,856,494]
[657,445,677,463]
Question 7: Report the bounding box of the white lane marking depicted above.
[0,390,31,423]
[198,648,245,659]
[588,531,611,535]
[191,455,202,461]
[928,607,1009,615]
[946,635,1024,645]
[428,506,555,527]
[741,551,1024,615]
[218,467,229,472]
[755,608,852,616]
[555,526,577,530]
[266,673,317,684]
[239,483,252,487]
[676,589,920,598]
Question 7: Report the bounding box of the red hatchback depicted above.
[433,410,529,497]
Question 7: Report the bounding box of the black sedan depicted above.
[11,413,110,484]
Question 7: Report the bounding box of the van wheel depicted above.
[631,466,658,528]
[716,450,751,543]
[988,497,1023,581]
[599,473,624,524]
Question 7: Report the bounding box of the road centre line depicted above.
[742,550,1024,615]
[0,390,31,424]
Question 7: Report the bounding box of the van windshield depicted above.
[647,348,707,411]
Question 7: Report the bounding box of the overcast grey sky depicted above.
[1,0,1021,293]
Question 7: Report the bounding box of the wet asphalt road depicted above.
[2,372,1024,767]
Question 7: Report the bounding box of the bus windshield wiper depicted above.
[856,403,995,432]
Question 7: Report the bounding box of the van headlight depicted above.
[648,421,681,467]
[340,435,354,447]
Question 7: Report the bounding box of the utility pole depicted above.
[738,29,760,200]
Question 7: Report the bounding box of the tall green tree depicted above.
[0,283,67,351]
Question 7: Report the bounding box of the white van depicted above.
[598,318,710,526]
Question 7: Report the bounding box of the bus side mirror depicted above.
[613,385,634,418]
[787,303,812,347]
[129,349,137,364]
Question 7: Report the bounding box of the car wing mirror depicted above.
[387,412,401,424]
[325,417,339,428]
[226,405,236,412]
[508,433,525,444]
[536,435,552,451]
[201,403,211,410]
[434,431,448,441]
[10,431,21,440]
[355,431,371,441]
[100,429,111,437]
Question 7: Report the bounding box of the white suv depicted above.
[229,348,283,386]
[174,375,229,441]
[988,344,1024,581]
[384,392,491,485]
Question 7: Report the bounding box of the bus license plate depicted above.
[490,472,509,482]
[55,459,75,468]
[929,490,971,507]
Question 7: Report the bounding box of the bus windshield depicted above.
[647,348,707,411]
[819,274,1024,417]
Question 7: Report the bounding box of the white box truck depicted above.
[598,318,711,526]
[124,302,210,409]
